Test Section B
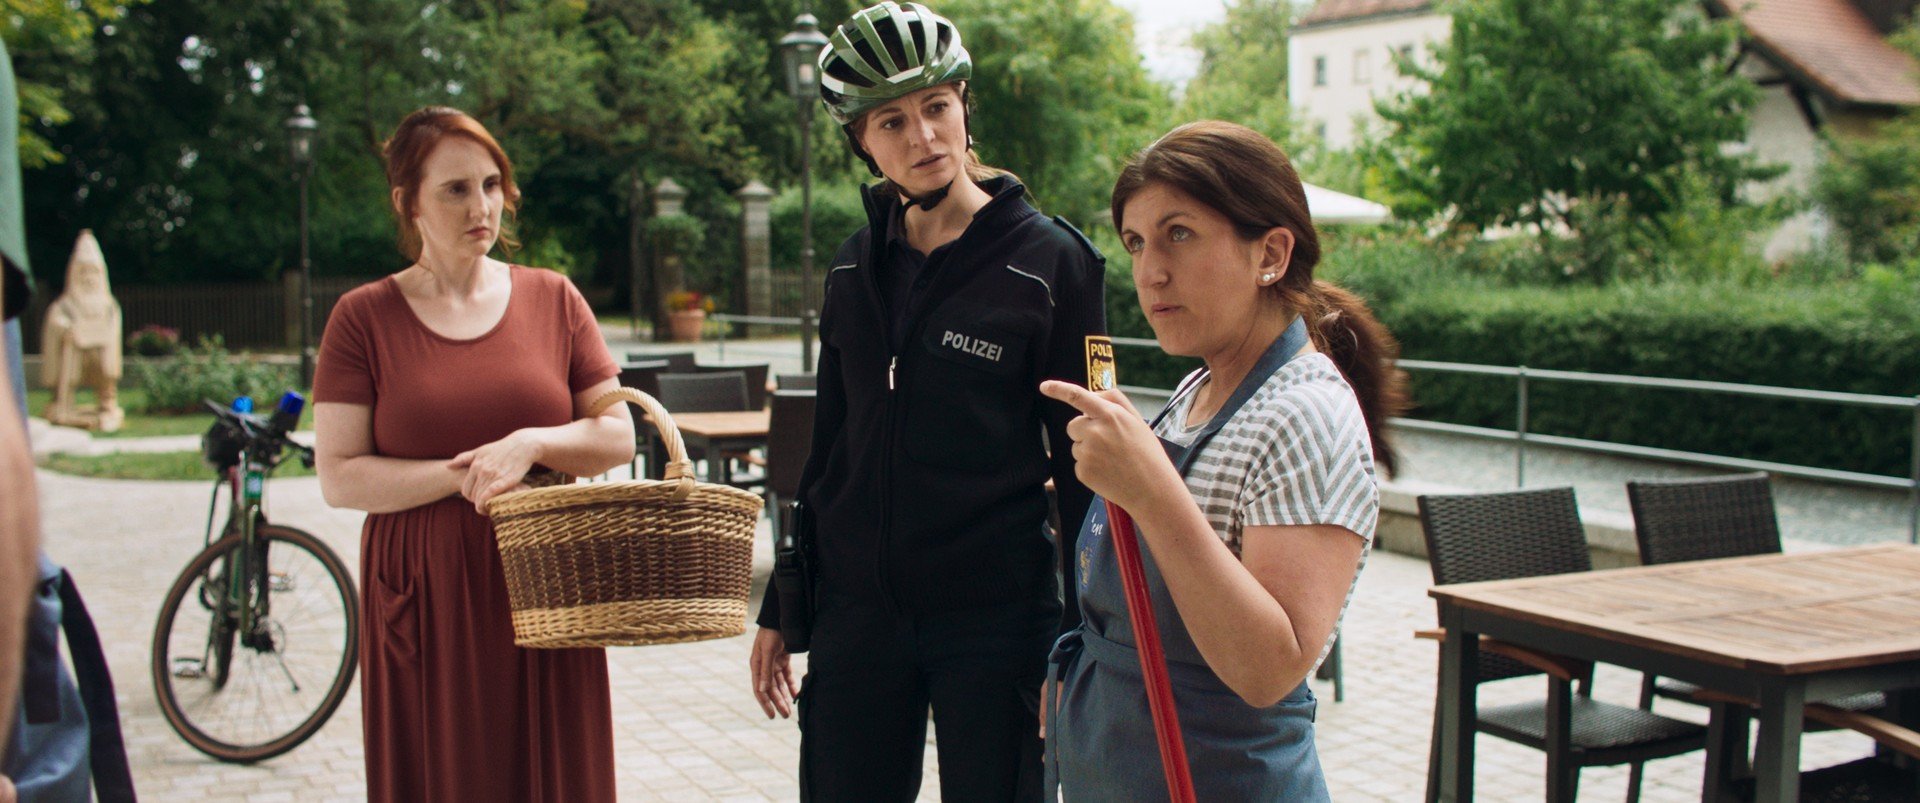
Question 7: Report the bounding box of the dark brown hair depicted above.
[1111,120,1409,475]
[381,106,521,260]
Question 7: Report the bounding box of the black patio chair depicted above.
[774,373,817,391]
[626,349,696,373]
[617,359,671,477]
[1419,487,1708,803]
[764,389,815,537]
[1626,473,1888,792]
[655,371,761,489]
[657,371,749,413]
[696,361,770,410]
[1703,688,1920,802]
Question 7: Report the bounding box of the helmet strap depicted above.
[903,181,953,211]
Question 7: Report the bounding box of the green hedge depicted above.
[1097,226,1919,477]
[1370,282,1919,477]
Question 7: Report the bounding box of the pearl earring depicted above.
[1260,273,1276,283]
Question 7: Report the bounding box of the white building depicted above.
[1288,0,1920,257]
[1288,0,1449,151]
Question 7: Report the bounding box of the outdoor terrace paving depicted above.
[37,459,1887,800]
[26,337,1909,800]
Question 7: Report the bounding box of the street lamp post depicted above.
[284,105,318,389]
[780,14,829,373]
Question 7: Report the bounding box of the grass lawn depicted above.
[26,387,311,438]
[39,450,316,481]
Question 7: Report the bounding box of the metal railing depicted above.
[682,326,1920,542]
[707,312,814,366]
[1104,339,1920,543]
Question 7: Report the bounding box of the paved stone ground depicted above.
[37,464,1881,801]
[27,335,1904,800]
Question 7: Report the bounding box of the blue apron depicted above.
[1046,319,1330,802]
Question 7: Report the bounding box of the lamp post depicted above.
[780,14,829,373]
[284,105,318,389]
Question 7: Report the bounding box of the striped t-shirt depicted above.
[1158,351,1378,667]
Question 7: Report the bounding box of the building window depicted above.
[1313,55,1327,87]
[1314,121,1328,142]
[1353,49,1371,84]
[1395,43,1416,73]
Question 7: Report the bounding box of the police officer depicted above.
[746,3,1106,799]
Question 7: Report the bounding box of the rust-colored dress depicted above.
[313,266,619,803]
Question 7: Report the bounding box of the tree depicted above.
[16,0,1171,300]
[948,0,1170,225]
[2,0,150,168]
[1177,0,1294,145]
[1371,0,1776,279]
[1814,27,1920,266]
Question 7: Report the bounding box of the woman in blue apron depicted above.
[1039,121,1409,799]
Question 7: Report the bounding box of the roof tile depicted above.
[1713,0,1917,106]
[1298,0,1435,28]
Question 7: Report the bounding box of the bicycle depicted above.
[150,391,359,763]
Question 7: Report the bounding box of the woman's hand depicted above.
[1038,676,1061,738]
[452,431,541,514]
[1039,381,1184,517]
[749,627,800,719]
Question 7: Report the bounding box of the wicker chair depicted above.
[654,372,760,489]
[1625,473,1888,793]
[657,371,750,413]
[764,390,815,537]
[695,362,770,410]
[617,360,671,477]
[1697,687,1920,802]
[774,372,817,391]
[626,349,697,373]
[1419,487,1708,803]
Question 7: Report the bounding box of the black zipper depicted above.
[863,185,1032,615]
[859,230,903,616]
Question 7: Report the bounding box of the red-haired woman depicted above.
[1040,121,1407,799]
[312,106,633,802]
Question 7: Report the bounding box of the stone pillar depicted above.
[651,178,689,342]
[735,180,773,336]
[654,177,687,216]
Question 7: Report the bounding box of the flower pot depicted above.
[667,309,706,343]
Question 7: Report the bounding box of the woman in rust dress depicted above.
[312,106,633,802]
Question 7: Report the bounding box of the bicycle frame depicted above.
[219,443,274,652]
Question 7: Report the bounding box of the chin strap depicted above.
[902,180,955,211]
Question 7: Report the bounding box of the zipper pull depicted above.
[888,356,898,391]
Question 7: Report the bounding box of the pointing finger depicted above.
[1040,380,1114,416]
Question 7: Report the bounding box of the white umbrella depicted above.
[1303,182,1391,225]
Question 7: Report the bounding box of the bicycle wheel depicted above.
[152,524,359,763]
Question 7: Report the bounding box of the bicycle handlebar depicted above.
[203,396,314,468]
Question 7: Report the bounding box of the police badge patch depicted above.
[1084,335,1116,392]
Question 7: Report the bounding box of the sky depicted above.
[1112,0,1230,87]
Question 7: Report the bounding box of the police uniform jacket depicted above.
[756,175,1106,631]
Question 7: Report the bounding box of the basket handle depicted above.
[589,387,696,500]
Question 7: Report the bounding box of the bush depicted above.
[648,214,706,260]
[132,336,296,414]
[769,178,869,272]
[1381,280,1920,476]
[1107,226,1920,477]
[125,324,181,357]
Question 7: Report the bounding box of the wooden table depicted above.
[1430,544,1920,802]
[672,410,771,485]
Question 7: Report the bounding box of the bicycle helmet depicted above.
[819,2,972,127]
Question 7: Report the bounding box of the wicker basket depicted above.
[486,388,763,648]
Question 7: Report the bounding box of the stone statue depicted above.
[40,230,124,431]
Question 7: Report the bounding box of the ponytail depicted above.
[1302,281,1408,476]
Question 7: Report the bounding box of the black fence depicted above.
[20,275,378,353]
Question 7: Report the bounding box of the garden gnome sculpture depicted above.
[40,229,124,431]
